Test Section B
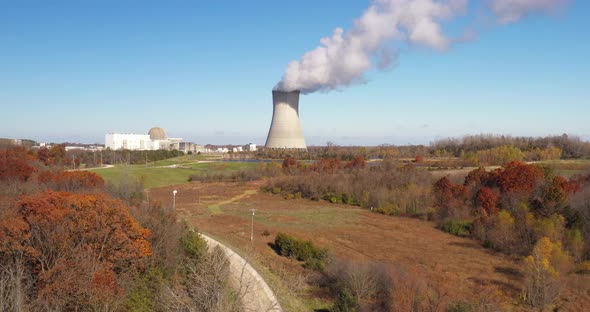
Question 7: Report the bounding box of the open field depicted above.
[89,161,259,189]
[534,159,590,177]
[149,154,223,166]
[148,180,590,311]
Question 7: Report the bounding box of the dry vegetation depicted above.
[149,180,587,311]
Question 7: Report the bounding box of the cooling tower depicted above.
[265,90,307,149]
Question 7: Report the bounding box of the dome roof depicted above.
[148,127,167,140]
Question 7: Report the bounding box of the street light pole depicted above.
[172,190,178,211]
[250,208,256,242]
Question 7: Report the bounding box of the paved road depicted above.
[200,234,283,312]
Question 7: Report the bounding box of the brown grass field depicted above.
[149,181,590,311]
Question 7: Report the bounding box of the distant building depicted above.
[105,126,184,151]
[178,142,205,154]
[245,143,257,152]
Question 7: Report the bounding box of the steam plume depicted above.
[274,0,568,94]
[488,0,567,24]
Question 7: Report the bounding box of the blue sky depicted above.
[0,1,588,145]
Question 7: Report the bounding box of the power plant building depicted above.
[105,127,183,151]
[265,90,307,149]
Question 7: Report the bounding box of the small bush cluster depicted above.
[274,232,328,271]
[440,220,473,237]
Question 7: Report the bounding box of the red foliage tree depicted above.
[497,161,545,194]
[433,176,453,208]
[345,156,367,170]
[37,147,51,165]
[476,187,499,216]
[0,147,36,182]
[311,158,342,174]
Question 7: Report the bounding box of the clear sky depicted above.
[1,1,588,146]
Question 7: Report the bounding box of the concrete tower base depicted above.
[265,90,307,149]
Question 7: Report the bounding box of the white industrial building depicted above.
[105,127,183,151]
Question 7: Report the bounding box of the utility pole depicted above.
[100,151,103,168]
[172,190,178,211]
[250,208,257,242]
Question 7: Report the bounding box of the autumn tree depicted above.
[476,187,499,218]
[0,147,36,182]
[11,191,151,310]
[310,158,342,174]
[344,155,366,170]
[464,167,490,188]
[497,162,545,194]
[38,170,105,192]
[522,237,571,310]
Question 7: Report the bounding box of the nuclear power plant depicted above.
[265,90,307,149]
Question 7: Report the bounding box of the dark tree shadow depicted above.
[448,241,480,249]
[268,242,281,255]
[494,266,524,280]
[468,276,520,296]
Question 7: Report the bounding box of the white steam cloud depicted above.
[274,0,568,94]
[489,0,567,24]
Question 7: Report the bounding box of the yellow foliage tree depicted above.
[522,237,571,310]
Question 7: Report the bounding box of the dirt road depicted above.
[200,233,282,312]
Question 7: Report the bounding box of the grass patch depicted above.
[90,162,259,189]
[150,154,222,166]
[90,165,193,189]
[535,159,590,177]
[208,204,223,215]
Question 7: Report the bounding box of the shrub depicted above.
[181,230,208,261]
[262,229,271,237]
[125,267,165,312]
[324,192,343,204]
[440,220,473,237]
[330,288,358,312]
[375,203,401,216]
[271,187,281,194]
[274,232,328,272]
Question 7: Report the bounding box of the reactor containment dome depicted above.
[265,90,307,149]
[148,126,167,141]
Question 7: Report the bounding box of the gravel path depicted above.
[200,234,283,312]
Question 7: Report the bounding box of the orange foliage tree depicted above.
[0,147,36,182]
[38,170,105,192]
[10,191,151,309]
